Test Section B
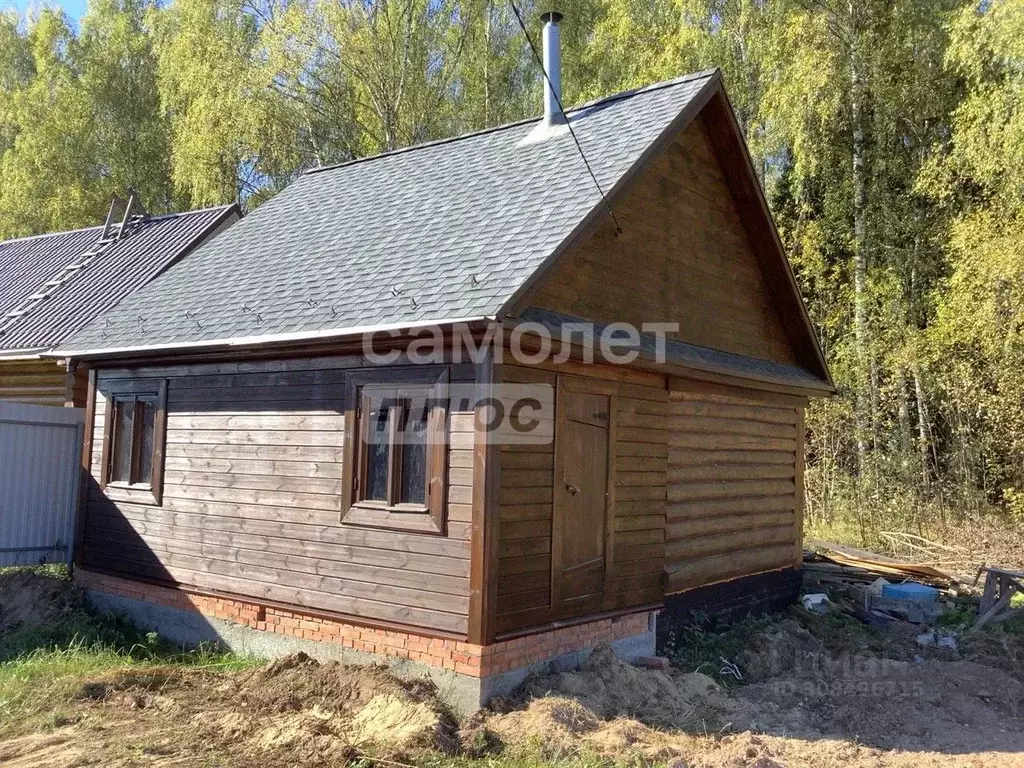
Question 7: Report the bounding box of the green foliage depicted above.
[937,598,977,629]
[0,2,175,238]
[1,0,1024,537]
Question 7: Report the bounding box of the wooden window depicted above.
[99,381,168,506]
[342,368,449,534]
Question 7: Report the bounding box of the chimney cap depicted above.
[540,10,563,23]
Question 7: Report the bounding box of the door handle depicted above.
[565,483,580,495]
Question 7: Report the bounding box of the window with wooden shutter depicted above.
[341,367,449,535]
[99,381,168,506]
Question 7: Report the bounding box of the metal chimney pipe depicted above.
[541,11,565,127]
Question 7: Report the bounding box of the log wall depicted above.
[83,355,475,636]
[0,359,77,407]
[665,381,805,594]
[495,363,667,635]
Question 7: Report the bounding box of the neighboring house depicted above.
[0,194,240,407]
[51,21,832,711]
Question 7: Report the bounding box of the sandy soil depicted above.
[489,638,1024,768]
[0,635,1021,768]
[2,571,1023,767]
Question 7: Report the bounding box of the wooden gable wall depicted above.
[530,118,797,365]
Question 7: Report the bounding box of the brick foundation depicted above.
[75,568,654,680]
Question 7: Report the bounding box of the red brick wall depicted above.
[76,569,653,678]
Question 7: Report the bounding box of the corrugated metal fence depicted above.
[0,401,83,566]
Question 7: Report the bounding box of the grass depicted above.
[658,610,774,685]
[418,745,639,768]
[0,565,258,738]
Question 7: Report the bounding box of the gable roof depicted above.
[52,70,830,391]
[0,204,238,355]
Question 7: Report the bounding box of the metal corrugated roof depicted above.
[54,72,721,355]
[0,205,238,352]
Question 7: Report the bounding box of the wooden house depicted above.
[52,32,832,710]
[0,195,239,407]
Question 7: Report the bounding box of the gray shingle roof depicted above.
[55,71,720,355]
[0,205,237,353]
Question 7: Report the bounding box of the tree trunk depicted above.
[912,362,930,491]
[897,370,912,458]
[849,2,872,477]
[482,2,491,126]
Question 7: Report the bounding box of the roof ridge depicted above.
[305,69,720,177]
[0,203,236,248]
[0,224,103,247]
[140,203,237,223]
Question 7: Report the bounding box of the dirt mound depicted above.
[85,652,456,764]
[505,643,737,729]
[228,651,419,715]
[486,645,759,762]
[488,696,708,762]
[0,569,80,637]
[349,693,447,752]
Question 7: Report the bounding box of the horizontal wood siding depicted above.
[612,384,668,610]
[496,364,666,634]
[665,382,804,594]
[531,119,796,366]
[496,365,554,632]
[84,356,474,636]
[0,360,72,407]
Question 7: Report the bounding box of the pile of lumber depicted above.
[803,540,955,590]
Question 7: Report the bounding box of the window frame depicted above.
[99,380,168,506]
[341,367,449,535]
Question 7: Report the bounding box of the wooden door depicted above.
[551,380,614,617]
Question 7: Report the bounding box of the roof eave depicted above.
[501,316,834,397]
[45,315,494,363]
[0,347,50,360]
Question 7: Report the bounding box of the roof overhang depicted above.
[503,312,833,398]
[0,348,50,361]
[45,316,494,363]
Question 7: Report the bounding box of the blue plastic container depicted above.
[882,582,939,602]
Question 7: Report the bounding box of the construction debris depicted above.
[916,629,958,650]
[804,540,956,588]
[973,566,1024,631]
[799,593,830,615]
[803,543,955,626]
[806,541,1024,634]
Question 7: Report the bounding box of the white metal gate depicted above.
[0,401,83,566]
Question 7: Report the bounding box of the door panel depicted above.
[552,385,612,617]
